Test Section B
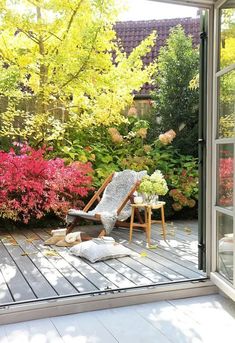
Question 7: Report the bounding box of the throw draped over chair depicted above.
[66,169,147,235]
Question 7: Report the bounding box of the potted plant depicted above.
[137,170,168,204]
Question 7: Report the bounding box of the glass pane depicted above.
[217,70,235,138]
[219,4,235,70]
[217,144,234,209]
[217,212,234,282]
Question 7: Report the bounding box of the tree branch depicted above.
[61,27,101,89]
[44,32,62,42]
[17,28,40,44]
[63,0,84,39]
[50,0,85,59]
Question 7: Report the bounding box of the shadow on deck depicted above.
[0,220,205,306]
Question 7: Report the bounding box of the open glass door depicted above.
[198,10,208,271]
[211,0,235,300]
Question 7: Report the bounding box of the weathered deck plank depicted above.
[104,257,168,284]
[22,231,98,293]
[0,220,205,306]
[110,235,194,281]
[116,256,170,283]
[2,235,58,299]
[0,241,36,301]
[0,269,13,304]
[35,230,119,290]
[112,229,204,278]
[12,232,86,295]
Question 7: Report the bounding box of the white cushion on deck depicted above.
[70,238,136,263]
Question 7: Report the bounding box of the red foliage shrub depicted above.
[0,144,93,223]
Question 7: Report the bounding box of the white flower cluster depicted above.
[138,170,168,196]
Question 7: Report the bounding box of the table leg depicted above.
[144,207,148,225]
[129,207,135,243]
[146,206,152,247]
[161,205,166,240]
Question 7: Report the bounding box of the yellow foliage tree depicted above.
[0,0,156,145]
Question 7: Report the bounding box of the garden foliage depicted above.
[151,26,199,157]
[0,0,156,149]
[0,2,201,222]
[0,144,92,223]
[55,119,199,217]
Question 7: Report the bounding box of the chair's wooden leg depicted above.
[129,207,135,243]
[135,208,144,224]
[161,205,166,240]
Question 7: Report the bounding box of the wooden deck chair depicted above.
[66,169,147,236]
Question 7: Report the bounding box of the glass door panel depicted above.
[213,0,235,295]
[216,144,234,209]
[219,5,235,70]
[217,70,235,139]
[217,212,234,282]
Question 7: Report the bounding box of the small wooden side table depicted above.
[129,201,166,246]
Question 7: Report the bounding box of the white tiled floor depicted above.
[1,294,235,343]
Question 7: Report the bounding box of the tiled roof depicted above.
[114,17,201,96]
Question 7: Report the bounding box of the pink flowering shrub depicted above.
[0,144,93,223]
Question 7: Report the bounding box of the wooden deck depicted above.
[0,220,205,306]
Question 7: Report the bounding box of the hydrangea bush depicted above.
[56,120,199,217]
[0,144,93,223]
[138,170,168,196]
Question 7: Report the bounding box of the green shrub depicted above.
[151,25,199,157]
[53,118,199,218]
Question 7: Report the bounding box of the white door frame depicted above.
[209,0,235,300]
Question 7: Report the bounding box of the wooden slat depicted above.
[105,257,169,285]
[84,259,139,288]
[109,251,185,282]
[39,229,163,288]
[0,241,36,302]
[54,247,118,290]
[12,232,86,295]
[35,230,118,290]
[154,231,199,264]
[39,229,167,287]
[0,269,13,304]
[0,219,205,306]
[116,256,170,283]
[1,235,58,299]
[23,231,98,293]
[157,238,199,263]
[114,226,202,270]
[112,230,204,279]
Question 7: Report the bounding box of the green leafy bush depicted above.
[53,118,198,218]
[151,25,199,157]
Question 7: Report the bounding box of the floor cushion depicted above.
[70,238,136,263]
